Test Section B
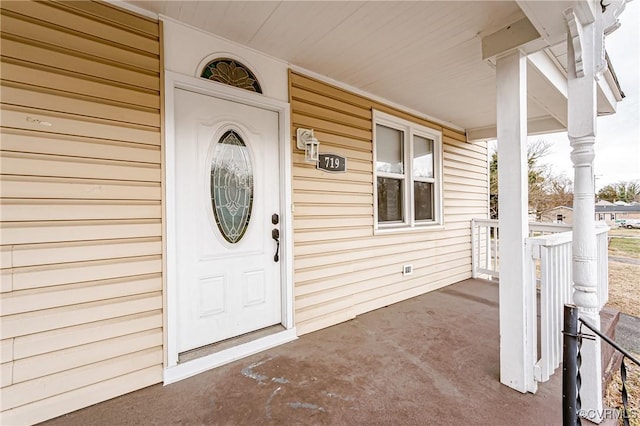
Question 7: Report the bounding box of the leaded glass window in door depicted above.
[210,130,253,243]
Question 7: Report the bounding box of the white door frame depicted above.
[163,70,296,384]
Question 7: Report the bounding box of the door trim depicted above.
[163,70,295,384]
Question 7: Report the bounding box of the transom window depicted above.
[201,58,262,93]
[374,110,443,231]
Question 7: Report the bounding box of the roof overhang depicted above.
[467,0,628,141]
[516,0,599,46]
[119,0,627,142]
[516,0,628,109]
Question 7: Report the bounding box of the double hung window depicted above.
[374,110,443,230]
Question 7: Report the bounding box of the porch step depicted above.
[599,307,622,392]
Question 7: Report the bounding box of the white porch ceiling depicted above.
[128,1,575,135]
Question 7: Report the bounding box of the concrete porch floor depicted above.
[44,279,562,425]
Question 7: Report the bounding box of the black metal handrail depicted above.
[579,317,640,366]
[562,304,639,426]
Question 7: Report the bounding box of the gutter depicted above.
[605,51,625,100]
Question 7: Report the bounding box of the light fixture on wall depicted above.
[296,128,320,163]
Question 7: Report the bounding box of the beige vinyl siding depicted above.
[0,1,162,424]
[289,71,488,335]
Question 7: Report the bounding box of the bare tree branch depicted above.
[490,139,575,220]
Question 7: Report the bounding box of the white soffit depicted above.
[526,51,568,127]
[517,0,597,45]
[129,1,574,133]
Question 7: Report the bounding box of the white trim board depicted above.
[163,70,295,381]
[160,15,290,69]
[106,0,159,20]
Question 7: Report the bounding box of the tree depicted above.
[527,140,553,220]
[597,180,640,203]
[489,150,499,219]
[490,139,574,220]
[547,174,574,208]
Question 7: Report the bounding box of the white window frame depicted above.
[373,110,443,232]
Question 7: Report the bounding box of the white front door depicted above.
[175,88,282,353]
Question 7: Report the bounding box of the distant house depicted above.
[595,203,640,226]
[539,203,640,226]
[540,206,573,224]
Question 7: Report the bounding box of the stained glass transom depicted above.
[201,58,262,93]
[210,130,254,243]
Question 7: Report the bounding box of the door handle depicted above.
[272,228,280,262]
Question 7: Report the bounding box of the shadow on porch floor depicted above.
[43,279,561,425]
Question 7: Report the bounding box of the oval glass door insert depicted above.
[210,130,253,243]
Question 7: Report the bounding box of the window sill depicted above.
[374,223,445,236]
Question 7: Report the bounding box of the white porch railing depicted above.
[471,219,572,280]
[527,231,573,382]
[470,219,500,280]
[471,219,610,384]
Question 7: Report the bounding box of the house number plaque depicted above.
[317,153,347,173]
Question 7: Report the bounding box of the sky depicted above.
[537,0,639,191]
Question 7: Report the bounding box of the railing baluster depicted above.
[471,219,477,279]
[492,226,495,271]
[562,244,571,363]
[552,245,558,374]
[554,246,561,374]
[485,225,490,271]
[541,245,550,381]
[554,246,560,371]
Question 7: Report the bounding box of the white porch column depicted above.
[565,7,602,422]
[496,50,536,393]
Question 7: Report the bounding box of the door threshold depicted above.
[178,324,286,364]
[164,327,297,385]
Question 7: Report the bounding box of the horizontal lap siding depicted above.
[289,71,488,335]
[0,1,162,424]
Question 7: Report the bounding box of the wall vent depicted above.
[403,264,413,276]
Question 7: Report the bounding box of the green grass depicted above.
[609,237,640,259]
[605,237,640,425]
